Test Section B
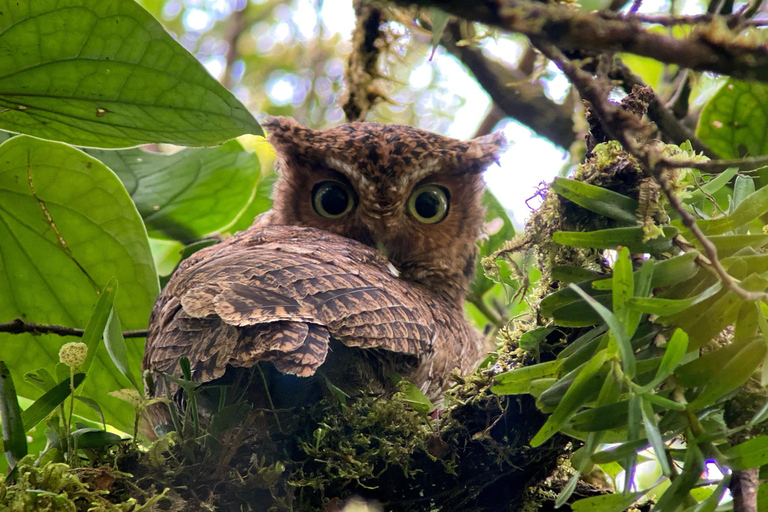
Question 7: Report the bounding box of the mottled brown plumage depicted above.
[143,117,505,419]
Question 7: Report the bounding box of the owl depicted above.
[142,117,506,425]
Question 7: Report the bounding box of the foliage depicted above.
[1,0,768,511]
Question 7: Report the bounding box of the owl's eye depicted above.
[408,185,449,224]
[312,181,355,218]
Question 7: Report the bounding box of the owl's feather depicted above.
[145,225,436,389]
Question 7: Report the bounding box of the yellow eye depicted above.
[407,185,449,224]
[312,181,355,219]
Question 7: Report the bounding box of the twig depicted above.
[388,0,768,82]
[533,40,768,303]
[0,318,149,338]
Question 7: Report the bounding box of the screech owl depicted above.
[142,117,506,424]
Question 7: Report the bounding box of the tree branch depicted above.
[441,23,576,149]
[390,0,768,82]
[0,318,148,338]
[532,39,768,302]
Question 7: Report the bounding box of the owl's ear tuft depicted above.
[464,131,507,171]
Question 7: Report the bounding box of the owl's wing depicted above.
[144,226,435,384]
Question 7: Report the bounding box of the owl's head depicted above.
[262,116,506,301]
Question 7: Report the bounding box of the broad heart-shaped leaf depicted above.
[0,0,262,148]
[697,79,768,159]
[0,136,159,434]
[87,140,261,242]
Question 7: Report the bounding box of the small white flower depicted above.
[59,342,88,368]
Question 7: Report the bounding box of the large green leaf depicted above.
[0,136,159,434]
[0,0,262,148]
[87,140,261,242]
[697,79,768,158]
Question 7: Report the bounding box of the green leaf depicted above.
[0,0,262,147]
[651,441,703,512]
[81,278,117,376]
[626,282,722,316]
[104,309,140,392]
[697,79,768,159]
[87,140,261,242]
[553,226,678,254]
[0,361,27,468]
[520,327,556,351]
[71,427,124,449]
[530,350,608,447]
[558,325,609,360]
[21,373,86,431]
[551,177,639,224]
[23,368,57,394]
[684,167,739,204]
[398,379,434,415]
[725,435,768,470]
[551,266,603,284]
[697,184,768,235]
[709,234,768,256]
[640,394,671,475]
[639,329,688,392]
[473,190,516,297]
[570,284,636,379]
[492,360,561,395]
[689,338,766,409]
[571,491,645,512]
[591,438,651,464]
[0,136,158,434]
[612,247,634,338]
[429,9,451,59]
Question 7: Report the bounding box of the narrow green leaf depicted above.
[625,393,642,494]
[74,396,106,430]
[81,278,117,376]
[21,373,86,432]
[551,266,603,284]
[733,175,756,210]
[591,438,651,464]
[642,392,686,411]
[104,308,140,392]
[553,226,678,254]
[429,9,451,59]
[570,284,636,379]
[558,325,609,360]
[556,471,581,508]
[530,350,608,447]
[551,177,639,224]
[709,234,768,256]
[570,401,630,432]
[613,247,634,337]
[0,362,27,468]
[626,282,722,316]
[0,0,262,147]
[71,428,124,449]
[493,360,561,395]
[399,379,434,415]
[520,327,556,351]
[690,338,766,409]
[640,329,688,392]
[684,167,739,204]
[697,184,768,235]
[23,369,57,394]
[651,441,703,511]
[640,395,671,475]
[571,491,646,512]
